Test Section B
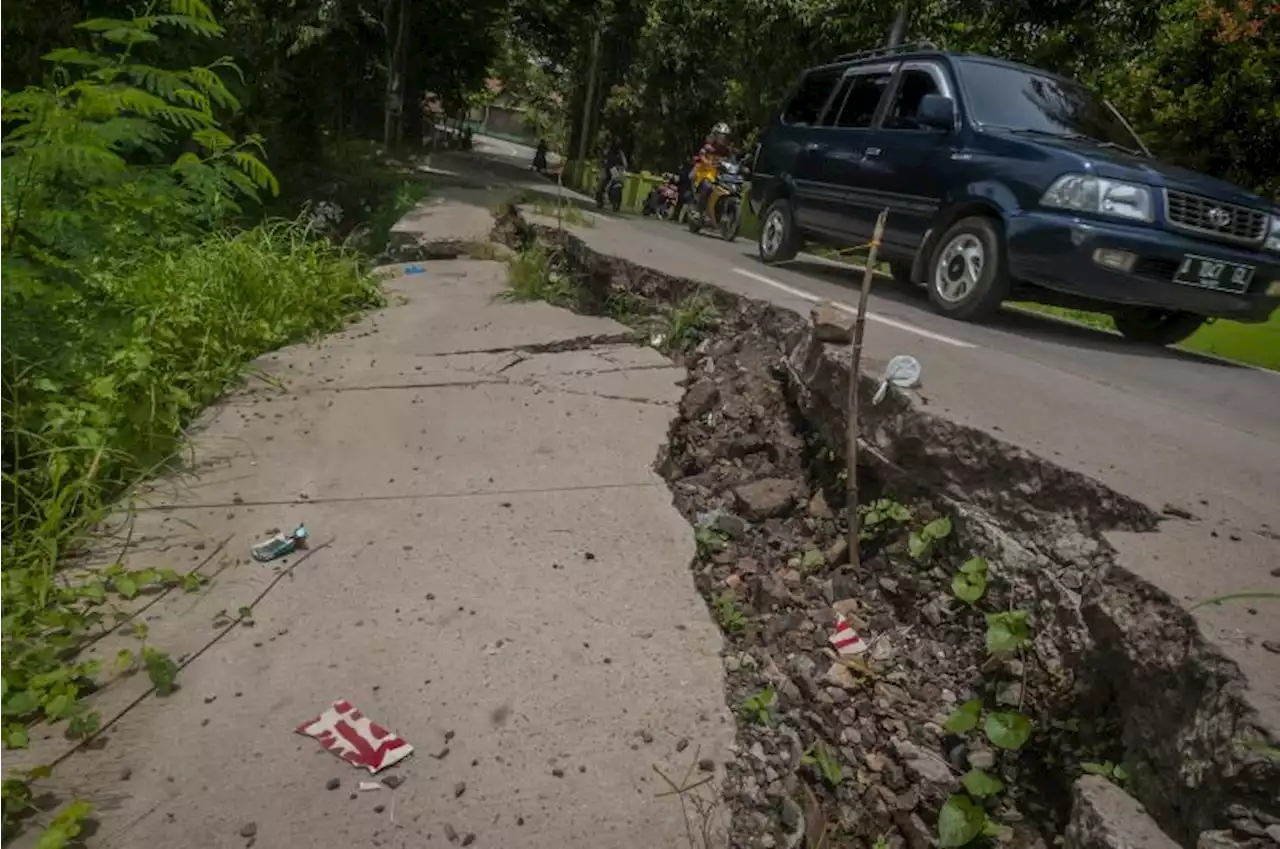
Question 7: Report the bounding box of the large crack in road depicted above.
[496,206,1280,849]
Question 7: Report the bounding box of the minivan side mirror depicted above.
[917,94,956,131]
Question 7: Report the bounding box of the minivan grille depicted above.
[1164,190,1268,245]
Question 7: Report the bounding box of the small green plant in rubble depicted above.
[908,515,952,561]
[801,740,843,787]
[661,295,718,353]
[951,557,989,604]
[503,240,573,303]
[694,525,729,557]
[712,592,747,633]
[857,497,913,542]
[929,529,1034,846]
[740,688,776,726]
[935,638,1032,845]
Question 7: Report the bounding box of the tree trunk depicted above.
[382,0,410,149]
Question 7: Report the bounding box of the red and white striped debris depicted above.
[829,614,869,657]
[296,700,414,774]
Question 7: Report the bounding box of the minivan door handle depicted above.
[803,142,821,153]
[863,147,882,159]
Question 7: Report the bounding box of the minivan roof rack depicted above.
[833,41,938,63]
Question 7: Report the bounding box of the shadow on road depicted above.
[779,257,1242,370]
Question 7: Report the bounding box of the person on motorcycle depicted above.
[692,122,732,216]
[597,139,628,206]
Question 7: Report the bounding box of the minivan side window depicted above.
[884,69,943,130]
[830,72,892,128]
[781,69,841,126]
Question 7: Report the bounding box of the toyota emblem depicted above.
[1207,206,1232,228]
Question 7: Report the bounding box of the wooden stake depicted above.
[847,209,889,572]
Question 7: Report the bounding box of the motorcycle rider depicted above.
[692,122,732,216]
[597,139,628,207]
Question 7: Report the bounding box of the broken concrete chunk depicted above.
[733,478,801,520]
[1064,775,1180,849]
[811,301,855,344]
[681,379,720,419]
[807,490,833,519]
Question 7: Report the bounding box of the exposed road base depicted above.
[507,208,1280,849]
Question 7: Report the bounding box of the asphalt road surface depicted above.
[457,143,1280,730]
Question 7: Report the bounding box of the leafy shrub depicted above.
[0,4,384,840]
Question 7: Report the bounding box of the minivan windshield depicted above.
[957,58,1145,154]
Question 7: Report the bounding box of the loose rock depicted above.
[1064,775,1180,849]
[239,823,258,839]
[811,301,855,344]
[733,478,801,520]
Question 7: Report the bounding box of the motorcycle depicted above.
[642,172,680,219]
[597,164,624,212]
[686,157,744,241]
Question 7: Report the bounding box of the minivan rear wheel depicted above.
[1112,309,1206,346]
[759,198,800,263]
[927,217,1010,319]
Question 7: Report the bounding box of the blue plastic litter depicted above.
[404,264,426,275]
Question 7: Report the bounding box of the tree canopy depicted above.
[2,0,1276,193]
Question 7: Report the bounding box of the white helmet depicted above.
[712,122,730,136]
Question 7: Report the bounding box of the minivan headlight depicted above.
[1041,174,1154,223]
[1266,215,1280,253]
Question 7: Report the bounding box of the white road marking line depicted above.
[733,268,976,349]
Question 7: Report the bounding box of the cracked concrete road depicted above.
[10,201,731,848]
[430,146,1280,742]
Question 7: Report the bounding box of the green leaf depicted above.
[114,575,139,600]
[143,648,179,696]
[943,699,982,734]
[116,649,136,672]
[1112,764,1129,782]
[985,711,1032,751]
[6,725,30,750]
[959,556,987,576]
[961,769,1005,798]
[44,694,73,720]
[923,516,952,540]
[908,532,929,560]
[937,794,986,847]
[3,690,39,718]
[1081,761,1112,776]
[985,610,1030,654]
[952,570,987,604]
[79,582,106,604]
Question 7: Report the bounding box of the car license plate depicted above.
[1174,254,1255,293]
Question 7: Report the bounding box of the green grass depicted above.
[503,240,574,303]
[1011,303,1280,370]
[1,219,382,835]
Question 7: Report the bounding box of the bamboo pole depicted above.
[847,209,889,572]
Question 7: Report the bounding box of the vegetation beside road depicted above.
[0,4,414,839]
[1013,304,1280,370]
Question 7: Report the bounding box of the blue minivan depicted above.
[749,44,1280,345]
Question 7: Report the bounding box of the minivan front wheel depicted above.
[1112,309,1206,346]
[927,217,1009,319]
[759,199,800,263]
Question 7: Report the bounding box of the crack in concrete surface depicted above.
[8,218,732,849]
